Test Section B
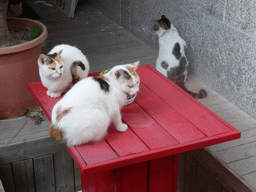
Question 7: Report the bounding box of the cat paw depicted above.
[47,90,61,98]
[116,123,128,132]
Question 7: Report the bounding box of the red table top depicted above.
[28,64,240,174]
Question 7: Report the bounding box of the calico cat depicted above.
[49,61,140,147]
[38,44,90,98]
[7,1,22,18]
[154,15,207,99]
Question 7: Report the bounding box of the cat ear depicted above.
[38,54,50,65]
[161,15,167,20]
[161,15,171,29]
[58,50,63,56]
[131,61,140,70]
[115,70,124,79]
[115,69,131,79]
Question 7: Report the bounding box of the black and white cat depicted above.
[49,62,140,147]
[38,44,90,98]
[154,15,207,99]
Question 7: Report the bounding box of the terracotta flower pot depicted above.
[0,18,48,119]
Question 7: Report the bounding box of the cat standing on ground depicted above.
[153,15,207,99]
[49,62,140,147]
[38,44,90,98]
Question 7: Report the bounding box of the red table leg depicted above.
[81,155,179,192]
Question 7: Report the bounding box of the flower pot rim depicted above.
[0,18,48,55]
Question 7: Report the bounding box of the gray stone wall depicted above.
[88,0,256,118]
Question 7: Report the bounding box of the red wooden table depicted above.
[28,65,240,192]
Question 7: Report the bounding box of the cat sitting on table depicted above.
[154,15,207,99]
[38,44,90,98]
[49,61,140,147]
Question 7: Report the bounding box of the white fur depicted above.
[155,24,188,79]
[51,62,140,147]
[38,44,89,98]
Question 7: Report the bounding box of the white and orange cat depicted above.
[49,61,140,147]
[38,44,90,98]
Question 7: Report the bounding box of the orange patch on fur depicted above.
[125,66,138,78]
[96,75,109,82]
[47,52,62,69]
[56,107,71,121]
[157,20,168,30]
[72,70,80,84]
[47,60,57,69]
[49,124,64,141]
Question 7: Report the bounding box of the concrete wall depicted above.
[88,0,256,119]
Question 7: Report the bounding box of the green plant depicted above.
[30,25,41,38]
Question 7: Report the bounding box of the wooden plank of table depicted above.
[75,139,118,165]
[122,101,179,149]
[137,65,237,136]
[105,123,149,157]
[135,83,206,143]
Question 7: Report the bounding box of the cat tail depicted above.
[176,75,207,99]
[49,124,64,142]
[71,61,86,84]
[49,107,71,142]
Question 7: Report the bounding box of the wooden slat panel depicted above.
[177,153,186,192]
[184,153,198,192]
[122,102,179,149]
[137,66,234,136]
[81,169,121,192]
[136,83,206,143]
[33,155,55,192]
[208,174,223,192]
[121,162,147,192]
[13,159,35,192]
[228,156,256,176]
[195,164,209,191]
[54,151,75,192]
[74,161,82,192]
[148,155,177,192]
[242,172,256,191]
[190,149,252,192]
[105,124,149,157]
[0,137,65,166]
[94,170,121,192]
[0,164,15,192]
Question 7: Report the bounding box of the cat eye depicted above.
[51,67,56,70]
[129,85,133,88]
[60,66,63,69]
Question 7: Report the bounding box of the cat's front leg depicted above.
[112,111,128,132]
[47,90,62,98]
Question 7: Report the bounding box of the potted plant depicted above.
[0,0,48,119]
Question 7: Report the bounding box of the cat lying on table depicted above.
[49,61,140,147]
[38,44,90,98]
